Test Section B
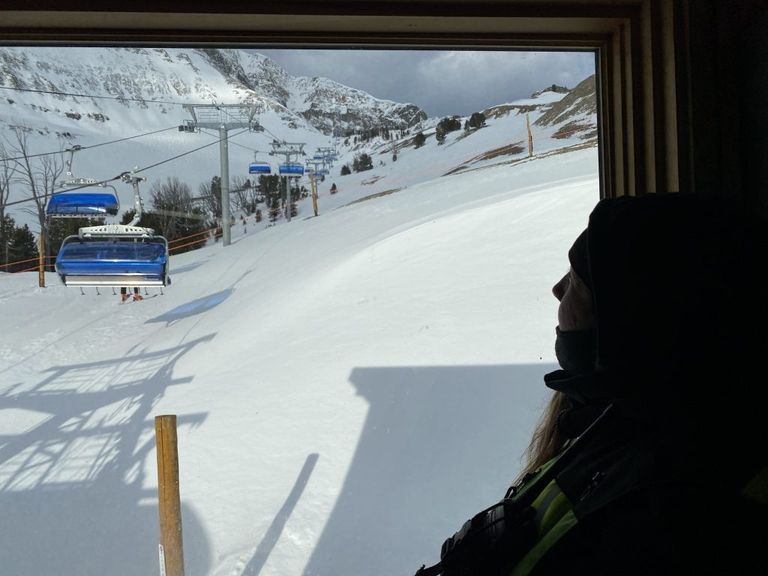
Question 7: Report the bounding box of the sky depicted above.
[0,98,600,576]
[256,49,596,117]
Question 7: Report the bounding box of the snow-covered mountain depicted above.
[0,47,426,138]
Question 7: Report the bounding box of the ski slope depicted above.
[0,146,599,576]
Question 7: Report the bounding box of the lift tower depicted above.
[269,141,306,222]
[182,104,260,246]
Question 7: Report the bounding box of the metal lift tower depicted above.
[269,141,306,223]
[182,104,261,246]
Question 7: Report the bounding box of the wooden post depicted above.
[310,174,319,217]
[38,232,45,288]
[155,415,185,576]
[526,112,534,158]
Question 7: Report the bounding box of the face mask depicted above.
[555,326,596,375]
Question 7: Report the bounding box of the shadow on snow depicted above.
[241,453,320,576]
[146,289,234,326]
[303,363,556,576]
[0,334,216,576]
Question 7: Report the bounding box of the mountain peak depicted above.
[0,47,428,138]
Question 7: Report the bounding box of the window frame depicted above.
[0,1,682,199]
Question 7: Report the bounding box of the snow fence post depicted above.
[155,415,185,576]
[38,233,46,288]
[310,173,319,217]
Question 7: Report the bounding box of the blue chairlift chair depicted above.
[46,188,120,218]
[55,234,169,288]
[53,174,171,291]
[249,162,272,175]
[279,163,304,176]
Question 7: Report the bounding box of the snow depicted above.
[504,90,568,107]
[0,139,599,575]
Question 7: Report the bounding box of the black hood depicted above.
[548,194,768,484]
[550,193,767,407]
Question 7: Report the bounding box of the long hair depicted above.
[514,391,568,484]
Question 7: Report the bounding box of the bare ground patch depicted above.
[343,188,404,206]
[552,121,596,140]
[444,140,597,176]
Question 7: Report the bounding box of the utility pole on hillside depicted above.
[309,170,319,217]
[181,104,261,246]
[526,112,534,157]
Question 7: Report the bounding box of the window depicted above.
[1,3,681,575]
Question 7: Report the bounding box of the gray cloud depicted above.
[254,49,595,117]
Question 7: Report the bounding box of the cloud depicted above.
[255,49,594,117]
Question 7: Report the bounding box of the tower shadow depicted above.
[241,453,320,576]
[303,363,555,576]
[0,334,217,576]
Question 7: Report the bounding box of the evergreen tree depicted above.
[47,217,104,259]
[340,164,351,176]
[289,182,300,217]
[258,174,281,211]
[436,126,446,144]
[467,111,487,130]
[7,223,38,272]
[121,209,163,236]
[1,214,15,270]
[413,131,426,148]
[436,116,462,144]
[353,153,373,172]
[253,174,280,225]
[268,194,281,223]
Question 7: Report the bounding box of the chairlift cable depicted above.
[4,128,250,208]
[0,84,205,107]
[135,127,251,172]
[84,125,180,150]
[0,126,179,163]
[198,128,253,152]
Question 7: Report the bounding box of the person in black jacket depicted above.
[421,194,767,576]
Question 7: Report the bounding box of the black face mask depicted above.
[555,326,596,375]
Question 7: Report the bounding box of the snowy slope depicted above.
[0,142,599,576]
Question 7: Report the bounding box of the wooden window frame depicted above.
[0,1,683,199]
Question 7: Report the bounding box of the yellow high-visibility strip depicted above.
[509,508,579,576]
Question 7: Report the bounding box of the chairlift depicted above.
[250,151,272,175]
[55,234,169,288]
[279,163,304,177]
[53,174,171,290]
[249,162,272,175]
[46,179,120,218]
[46,147,121,218]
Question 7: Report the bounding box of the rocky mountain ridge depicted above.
[0,47,427,137]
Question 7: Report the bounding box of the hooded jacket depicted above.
[527,194,767,575]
